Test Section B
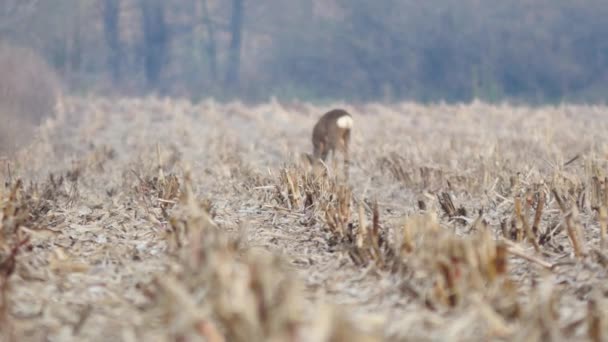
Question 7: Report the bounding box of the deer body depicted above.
[308,108,353,178]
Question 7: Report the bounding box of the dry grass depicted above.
[1,96,608,341]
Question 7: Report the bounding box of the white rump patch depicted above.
[336,115,353,129]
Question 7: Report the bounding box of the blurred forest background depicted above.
[1,0,608,104]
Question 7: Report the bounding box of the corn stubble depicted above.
[146,171,379,341]
[1,97,608,341]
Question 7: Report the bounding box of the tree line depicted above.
[1,0,607,104]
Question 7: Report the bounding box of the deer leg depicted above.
[310,148,328,178]
[320,147,329,162]
[303,153,315,170]
[313,142,323,161]
[329,149,338,174]
[342,131,351,181]
[343,146,350,181]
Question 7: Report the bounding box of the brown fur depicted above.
[306,109,352,179]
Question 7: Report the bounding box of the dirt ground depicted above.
[1,97,608,341]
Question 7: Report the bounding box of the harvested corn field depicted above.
[2,97,608,341]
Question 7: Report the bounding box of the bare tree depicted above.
[0,0,39,36]
[225,0,244,90]
[103,0,122,83]
[200,0,218,82]
[139,0,169,88]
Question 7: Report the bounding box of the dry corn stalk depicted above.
[587,297,602,342]
[357,202,367,249]
[282,168,302,209]
[401,220,414,254]
[379,153,413,186]
[599,206,608,249]
[553,189,586,258]
[502,239,553,270]
[369,200,383,265]
[324,184,351,239]
[604,176,608,208]
[531,191,545,235]
[438,192,457,218]
[514,196,540,252]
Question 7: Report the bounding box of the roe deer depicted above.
[305,109,353,179]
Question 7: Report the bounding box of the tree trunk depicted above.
[139,0,168,89]
[225,0,244,91]
[64,2,83,80]
[103,0,121,83]
[200,0,218,82]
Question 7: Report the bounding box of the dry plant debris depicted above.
[0,97,608,341]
